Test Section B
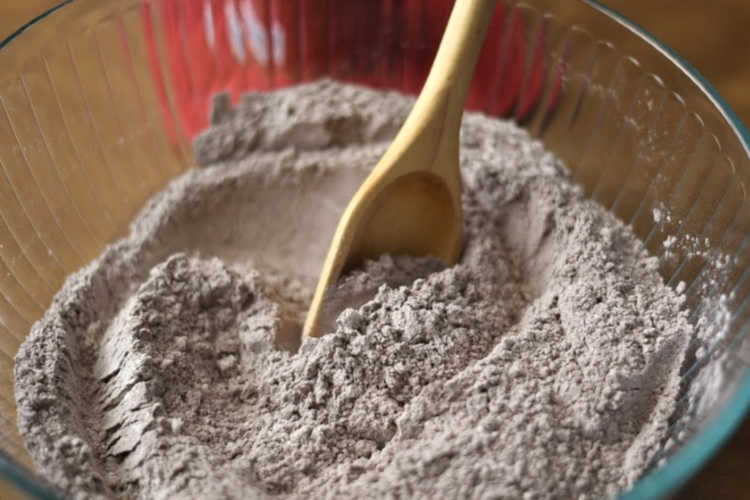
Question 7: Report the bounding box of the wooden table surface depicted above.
[1,1,750,498]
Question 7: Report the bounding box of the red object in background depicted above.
[490,7,526,117]
[182,2,214,101]
[401,0,427,94]
[544,40,565,125]
[328,0,357,81]
[155,0,199,137]
[212,0,248,100]
[141,0,553,142]
[353,2,383,86]
[423,0,453,84]
[270,0,301,86]
[299,0,328,81]
[466,2,505,111]
[377,0,403,90]
[239,0,274,92]
[515,18,547,122]
[400,0,452,94]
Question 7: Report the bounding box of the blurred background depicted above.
[1,1,749,498]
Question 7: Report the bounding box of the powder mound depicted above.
[193,79,412,164]
[15,81,692,499]
[89,254,279,499]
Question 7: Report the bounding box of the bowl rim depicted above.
[1,1,750,499]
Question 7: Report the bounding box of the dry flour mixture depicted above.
[15,81,691,499]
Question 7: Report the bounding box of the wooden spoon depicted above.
[303,0,498,338]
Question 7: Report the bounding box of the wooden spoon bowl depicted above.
[303,0,497,338]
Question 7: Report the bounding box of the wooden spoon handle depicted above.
[302,0,498,339]
[396,0,498,177]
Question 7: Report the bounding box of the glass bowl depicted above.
[1,0,749,498]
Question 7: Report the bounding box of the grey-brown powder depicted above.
[15,80,691,499]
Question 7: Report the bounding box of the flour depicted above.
[15,81,692,499]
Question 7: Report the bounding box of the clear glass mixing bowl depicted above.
[1,1,749,498]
